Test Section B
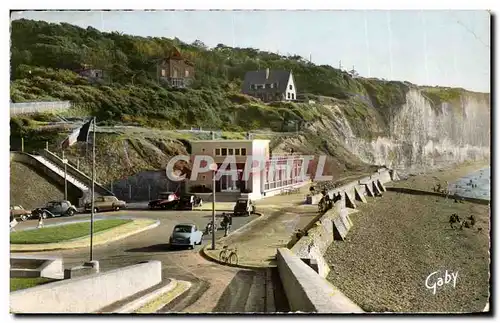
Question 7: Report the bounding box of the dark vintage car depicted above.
[148,192,179,210]
[233,198,256,217]
[175,194,203,210]
[32,200,78,219]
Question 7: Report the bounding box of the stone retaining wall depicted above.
[277,168,395,313]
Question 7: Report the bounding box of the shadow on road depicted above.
[125,243,199,253]
[212,270,257,313]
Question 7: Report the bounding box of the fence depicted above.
[10,101,71,115]
[106,181,185,202]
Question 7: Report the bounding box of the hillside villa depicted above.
[157,47,195,88]
[241,68,297,103]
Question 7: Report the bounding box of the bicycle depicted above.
[218,245,239,265]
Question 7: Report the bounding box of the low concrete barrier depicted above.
[305,169,393,205]
[10,261,162,313]
[10,255,64,279]
[276,248,364,313]
[279,169,395,313]
[291,201,350,278]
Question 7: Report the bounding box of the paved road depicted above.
[12,208,282,313]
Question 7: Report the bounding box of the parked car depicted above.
[169,223,203,249]
[10,205,33,221]
[233,198,256,217]
[32,200,77,219]
[85,196,126,213]
[148,192,179,209]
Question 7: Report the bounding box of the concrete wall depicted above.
[10,101,71,115]
[276,248,364,313]
[306,169,393,205]
[291,201,344,278]
[277,168,395,313]
[10,255,64,279]
[10,261,162,313]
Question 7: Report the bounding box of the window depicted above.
[287,93,290,99]
[215,148,221,156]
[235,148,240,155]
[274,82,278,88]
[161,69,166,77]
[202,148,205,152]
[228,148,234,155]
[251,84,256,90]
[289,84,293,90]
[185,70,190,77]
[256,84,264,90]
[292,93,295,100]
[173,68,178,78]
[221,148,227,156]
[202,175,206,180]
[241,148,247,156]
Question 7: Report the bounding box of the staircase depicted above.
[31,155,89,192]
[40,149,114,197]
[11,150,114,206]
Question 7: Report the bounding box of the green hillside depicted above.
[10,18,413,134]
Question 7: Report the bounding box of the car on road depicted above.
[169,223,203,249]
[32,200,78,219]
[10,205,33,221]
[148,192,179,209]
[233,198,256,217]
[175,194,203,210]
[85,195,126,213]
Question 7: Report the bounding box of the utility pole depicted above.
[21,137,24,152]
[62,150,68,200]
[211,164,217,250]
[339,60,342,70]
[90,117,96,262]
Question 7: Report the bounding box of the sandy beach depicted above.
[324,160,490,313]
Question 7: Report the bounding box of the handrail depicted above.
[41,149,114,196]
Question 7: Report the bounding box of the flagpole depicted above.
[90,117,96,262]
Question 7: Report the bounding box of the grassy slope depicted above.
[10,161,64,209]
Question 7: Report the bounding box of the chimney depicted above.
[265,68,270,80]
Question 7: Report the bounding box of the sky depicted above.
[11,10,491,93]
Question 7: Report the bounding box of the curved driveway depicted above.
[12,209,274,313]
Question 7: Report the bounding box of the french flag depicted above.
[61,118,93,149]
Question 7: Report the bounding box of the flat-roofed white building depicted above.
[188,139,309,200]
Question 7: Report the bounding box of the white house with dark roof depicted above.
[241,68,297,102]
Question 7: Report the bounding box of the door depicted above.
[52,203,62,215]
[221,175,228,191]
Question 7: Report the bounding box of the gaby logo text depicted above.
[165,155,333,182]
[425,270,459,295]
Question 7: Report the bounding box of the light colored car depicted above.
[85,196,126,213]
[10,205,32,221]
[169,223,203,249]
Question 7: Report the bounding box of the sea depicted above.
[448,167,491,201]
